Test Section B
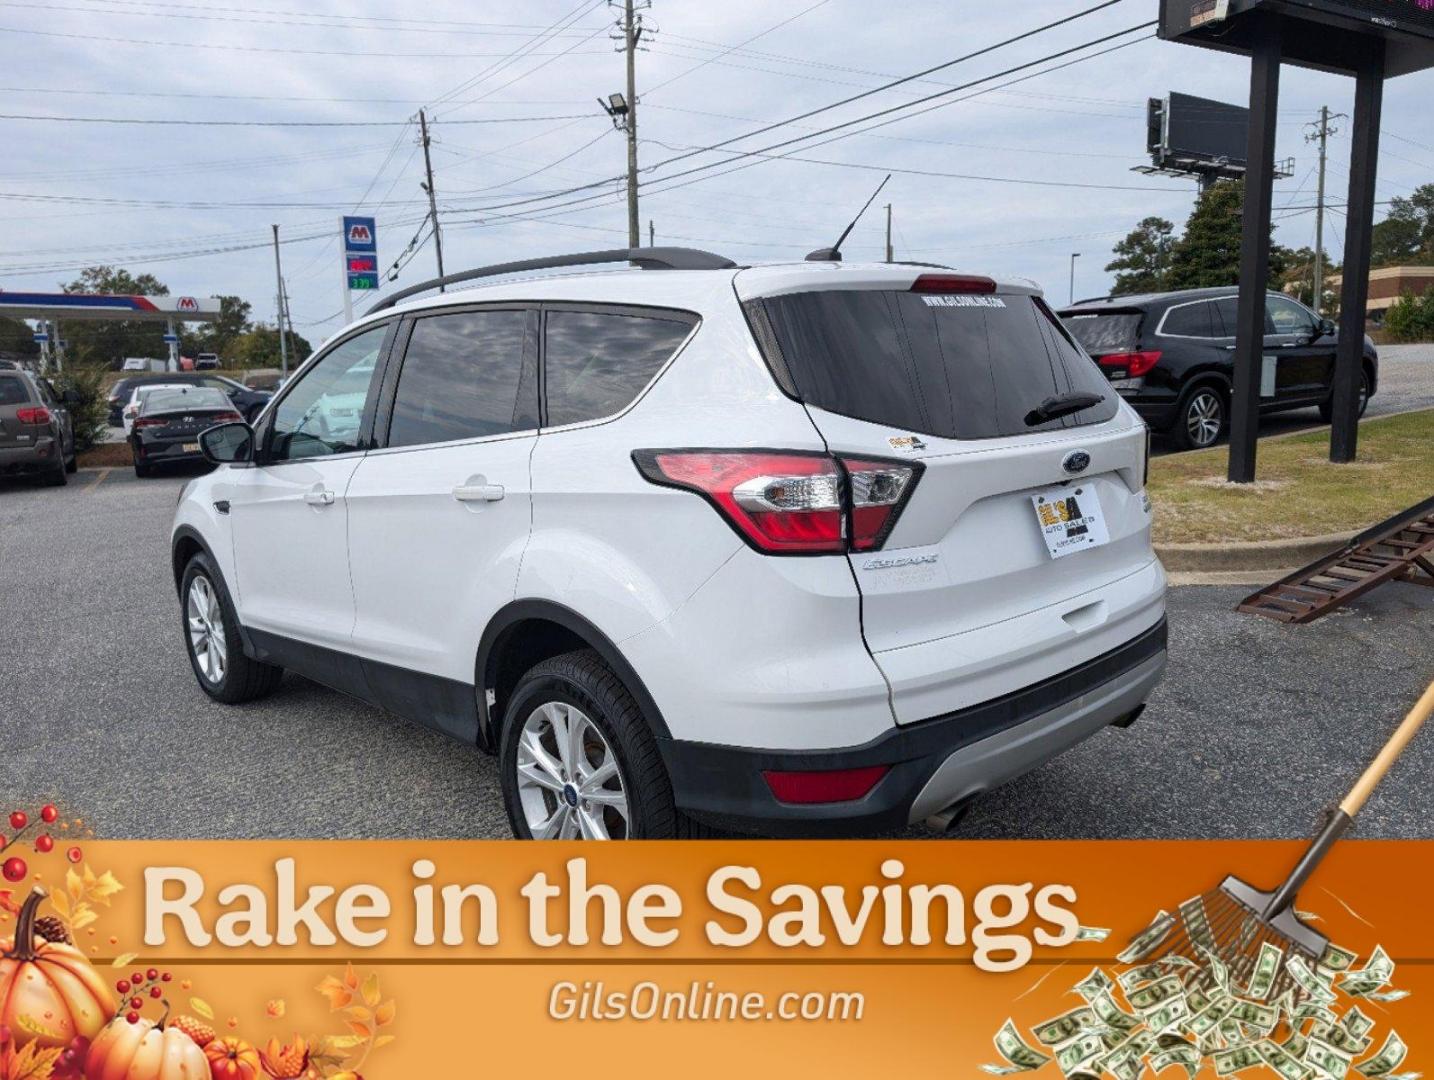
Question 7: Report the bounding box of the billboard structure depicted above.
[1138,92,1293,189]
[1158,0,1434,481]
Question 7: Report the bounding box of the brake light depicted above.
[132,416,167,429]
[633,450,921,555]
[1097,350,1162,378]
[211,412,243,423]
[15,407,50,425]
[764,766,890,804]
[910,274,997,295]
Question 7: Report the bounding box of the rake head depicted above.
[1147,877,1329,1004]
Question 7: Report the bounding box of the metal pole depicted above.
[624,0,641,249]
[1069,253,1080,306]
[166,318,178,373]
[1331,39,1385,465]
[1228,21,1282,485]
[280,275,297,373]
[340,216,354,327]
[1313,105,1329,314]
[272,224,290,378]
[885,203,894,263]
[649,219,654,247]
[419,109,446,290]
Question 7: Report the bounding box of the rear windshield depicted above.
[748,290,1117,440]
[0,377,29,406]
[142,387,230,414]
[1061,312,1142,357]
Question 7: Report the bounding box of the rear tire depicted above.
[1319,370,1370,423]
[133,447,152,478]
[65,451,78,474]
[43,455,68,487]
[499,649,709,839]
[1168,384,1227,452]
[180,553,283,704]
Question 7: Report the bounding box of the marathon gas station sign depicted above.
[340,215,378,323]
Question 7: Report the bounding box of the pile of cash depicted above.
[983,900,1414,1080]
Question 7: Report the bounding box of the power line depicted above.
[0,111,592,127]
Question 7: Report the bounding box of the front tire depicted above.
[500,649,702,839]
[1169,384,1227,451]
[180,554,283,704]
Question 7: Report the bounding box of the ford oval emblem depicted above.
[1063,450,1092,475]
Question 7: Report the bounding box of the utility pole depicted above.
[271,224,289,378]
[418,109,446,290]
[279,275,296,377]
[649,219,654,247]
[621,0,642,249]
[1069,253,1082,305]
[1305,106,1344,315]
[884,203,894,263]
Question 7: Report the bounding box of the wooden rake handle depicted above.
[1340,679,1434,819]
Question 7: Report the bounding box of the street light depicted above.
[1069,253,1082,305]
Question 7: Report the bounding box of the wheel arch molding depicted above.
[171,525,258,659]
[475,599,671,752]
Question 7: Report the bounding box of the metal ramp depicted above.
[1237,495,1434,624]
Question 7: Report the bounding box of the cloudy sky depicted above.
[1,0,1431,345]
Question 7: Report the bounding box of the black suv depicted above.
[1059,288,1378,450]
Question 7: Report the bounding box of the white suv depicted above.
[172,248,1167,839]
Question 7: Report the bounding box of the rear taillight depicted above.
[633,450,921,556]
[211,412,244,423]
[15,406,50,425]
[764,766,890,804]
[1096,350,1162,379]
[910,274,997,295]
[133,416,166,429]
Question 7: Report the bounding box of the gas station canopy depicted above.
[0,292,221,322]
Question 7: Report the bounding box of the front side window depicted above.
[543,309,696,427]
[1267,296,1317,337]
[267,323,388,462]
[387,309,536,449]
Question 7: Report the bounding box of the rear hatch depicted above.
[740,271,1159,724]
[0,374,37,450]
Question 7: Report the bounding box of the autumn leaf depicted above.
[1,1041,64,1080]
[373,1034,396,1049]
[47,892,69,920]
[360,973,380,1008]
[315,976,353,1011]
[65,869,83,905]
[86,869,124,905]
[320,1035,365,1053]
[373,1000,395,1027]
[265,999,286,1019]
[344,1021,372,1040]
[342,963,359,990]
[342,1007,371,1026]
[190,997,215,1021]
[71,908,98,931]
[111,952,138,968]
[0,891,19,917]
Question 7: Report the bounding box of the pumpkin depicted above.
[204,1036,261,1080]
[84,1015,209,1080]
[0,887,114,1051]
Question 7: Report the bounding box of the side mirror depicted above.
[1320,317,1337,337]
[62,389,83,406]
[199,421,254,465]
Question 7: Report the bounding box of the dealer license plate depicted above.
[1031,484,1111,560]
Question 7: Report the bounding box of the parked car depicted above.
[1059,288,1379,451]
[107,373,272,427]
[0,367,78,485]
[171,250,1167,840]
[121,383,189,435]
[121,357,163,372]
[195,353,221,371]
[240,369,286,393]
[130,385,242,477]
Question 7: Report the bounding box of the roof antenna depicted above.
[806,174,891,263]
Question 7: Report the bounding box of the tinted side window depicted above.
[268,324,388,462]
[0,377,29,405]
[387,310,536,449]
[543,309,696,427]
[1161,302,1213,338]
[1211,297,1239,336]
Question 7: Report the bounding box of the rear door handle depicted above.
[453,483,505,503]
[304,489,335,507]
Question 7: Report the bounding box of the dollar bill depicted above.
[1228,999,1279,1034]
[1034,1007,1098,1047]
[1128,975,1185,1014]
[1076,925,1112,943]
[1283,1031,1309,1059]
[1120,963,1170,992]
[1356,1032,1407,1078]
[1151,1044,1200,1078]
[1246,941,1285,1001]
[1313,1021,1373,1056]
[1056,1033,1107,1076]
[1187,997,1237,1039]
[1200,946,1232,994]
[1288,955,1339,1005]
[986,1019,1053,1074]
[1074,968,1114,1002]
[1119,911,1176,965]
[1259,1038,1314,1080]
[1214,1045,1264,1076]
[1343,1007,1376,1040]
[1341,947,1395,997]
[1320,943,1359,973]
[1363,989,1409,1004]
[1146,997,1191,1035]
[1295,1001,1340,1028]
[1179,896,1217,952]
[1307,1038,1355,1079]
[1091,991,1141,1034]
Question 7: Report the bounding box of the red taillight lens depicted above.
[133,416,167,429]
[1096,350,1162,379]
[910,274,997,295]
[211,412,244,423]
[843,457,920,552]
[634,450,921,556]
[763,766,890,805]
[636,451,845,553]
[15,406,51,425]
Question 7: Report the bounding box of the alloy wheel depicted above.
[186,576,227,684]
[1186,389,1224,448]
[515,701,630,839]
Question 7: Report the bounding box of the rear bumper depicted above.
[0,438,57,474]
[658,616,1167,836]
[134,438,205,465]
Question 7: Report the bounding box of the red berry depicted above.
[8,811,26,831]
[66,846,82,864]
[146,968,159,981]
[35,835,54,853]
[2,857,26,883]
[129,997,143,1010]
[40,805,58,824]
[161,972,172,982]
[116,980,130,994]
[149,986,162,999]
[126,1012,139,1025]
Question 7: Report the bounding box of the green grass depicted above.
[1148,409,1434,544]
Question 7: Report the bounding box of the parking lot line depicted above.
[84,467,110,492]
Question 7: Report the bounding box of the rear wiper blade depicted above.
[1024,391,1105,427]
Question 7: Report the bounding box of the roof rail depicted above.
[365,247,737,316]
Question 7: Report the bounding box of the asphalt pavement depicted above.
[1,456,1430,841]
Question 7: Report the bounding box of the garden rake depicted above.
[1135,679,1434,1002]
